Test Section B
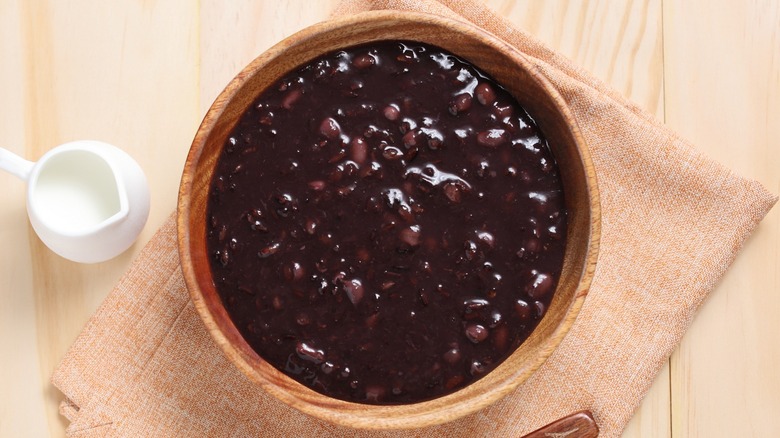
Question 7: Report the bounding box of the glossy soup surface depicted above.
[206,41,567,404]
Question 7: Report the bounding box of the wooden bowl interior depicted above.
[178,11,599,430]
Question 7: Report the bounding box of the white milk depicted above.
[31,151,121,233]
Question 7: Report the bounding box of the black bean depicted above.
[492,325,509,351]
[383,104,400,121]
[283,262,305,282]
[257,242,281,258]
[382,145,404,160]
[352,53,376,69]
[533,300,546,318]
[515,299,531,320]
[524,237,541,254]
[402,130,419,148]
[463,297,489,316]
[249,219,267,232]
[365,312,379,329]
[418,289,430,306]
[319,117,341,139]
[488,310,502,328]
[360,161,382,179]
[445,374,465,390]
[477,129,508,148]
[308,180,325,191]
[475,160,490,178]
[350,137,368,164]
[304,219,318,235]
[397,204,414,222]
[296,312,311,326]
[336,184,356,197]
[399,225,421,247]
[295,341,325,364]
[493,102,514,118]
[526,270,554,299]
[281,88,302,109]
[443,346,462,364]
[365,385,385,402]
[343,278,365,305]
[465,324,488,343]
[475,231,495,248]
[448,93,472,115]
[327,150,347,165]
[443,183,462,203]
[399,117,417,134]
[469,360,486,376]
[475,82,496,105]
[218,249,229,267]
[258,110,274,126]
[463,240,478,261]
[349,78,364,93]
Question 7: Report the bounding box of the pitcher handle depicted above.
[0,147,34,182]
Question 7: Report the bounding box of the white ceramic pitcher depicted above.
[0,140,150,263]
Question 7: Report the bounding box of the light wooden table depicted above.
[1,1,777,437]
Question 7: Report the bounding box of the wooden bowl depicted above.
[178,11,600,430]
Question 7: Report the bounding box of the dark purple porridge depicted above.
[207,41,567,404]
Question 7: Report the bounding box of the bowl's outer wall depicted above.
[178,11,600,430]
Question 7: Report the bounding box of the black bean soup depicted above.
[207,41,567,404]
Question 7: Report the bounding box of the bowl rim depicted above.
[178,9,600,430]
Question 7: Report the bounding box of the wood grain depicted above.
[0,0,777,437]
[664,1,780,437]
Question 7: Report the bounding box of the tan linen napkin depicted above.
[52,0,777,436]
